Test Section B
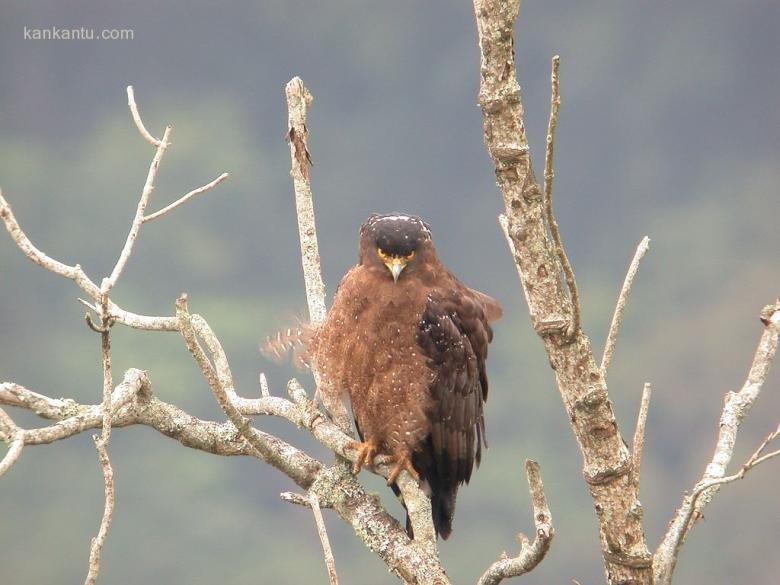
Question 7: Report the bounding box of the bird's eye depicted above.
[377,247,387,259]
[406,250,416,260]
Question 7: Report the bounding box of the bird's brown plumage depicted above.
[310,213,501,539]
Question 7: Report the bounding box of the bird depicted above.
[308,213,502,539]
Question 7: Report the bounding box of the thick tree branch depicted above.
[654,302,780,584]
[477,460,554,585]
[0,374,278,459]
[473,1,651,582]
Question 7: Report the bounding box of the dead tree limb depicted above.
[472,1,652,583]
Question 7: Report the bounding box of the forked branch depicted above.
[654,302,780,584]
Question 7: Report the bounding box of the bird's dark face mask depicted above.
[359,213,432,282]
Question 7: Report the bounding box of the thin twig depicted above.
[309,492,340,585]
[630,383,652,489]
[655,302,780,585]
[280,491,312,507]
[0,436,23,477]
[663,423,780,575]
[105,125,172,294]
[84,437,115,585]
[143,172,229,223]
[601,236,651,375]
[127,85,162,147]
[543,55,580,341]
[0,407,24,477]
[259,372,270,397]
[285,77,327,326]
[97,285,114,444]
[477,460,554,585]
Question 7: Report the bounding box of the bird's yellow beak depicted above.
[385,257,407,283]
[377,248,414,283]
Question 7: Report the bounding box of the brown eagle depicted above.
[309,213,501,539]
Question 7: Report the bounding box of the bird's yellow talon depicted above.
[346,440,379,474]
[386,453,419,485]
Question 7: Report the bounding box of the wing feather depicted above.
[415,284,499,538]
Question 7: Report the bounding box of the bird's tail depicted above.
[397,479,457,541]
[260,320,315,370]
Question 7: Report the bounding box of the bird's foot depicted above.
[346,439,379,474]
[386,452,419,485]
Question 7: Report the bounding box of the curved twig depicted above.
[477,460,553,585]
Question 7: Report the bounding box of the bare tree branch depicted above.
[84,438,115,585]
[176,295,322,488]
[0,373,282,459]
[477,460,553,585]
[472,1,651,582]
[601,237,651,375]
[143,172,229,223]
[0,407,23,477]
[259,372,270,397]
[654,302,780,584]
[630,383,652,490]
[542,55,580,341]
[285,76,327,327]
[127,85,163,147]
[83,284,116,585]
[309,492,340,585]
[107,87,176,294]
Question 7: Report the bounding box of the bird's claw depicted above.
[386,453,419,485]
[346,440,379,474]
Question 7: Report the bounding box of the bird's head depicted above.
[359,213,433,282]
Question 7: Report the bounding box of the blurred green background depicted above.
[1,1,778,584]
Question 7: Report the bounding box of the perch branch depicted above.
[654,302,780,584]
[309,492,340,585]
[601,236,651,375]
[543,55,580,341]
[285,76,327,326]
[0,373,286,460]
[477,460,553,585]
